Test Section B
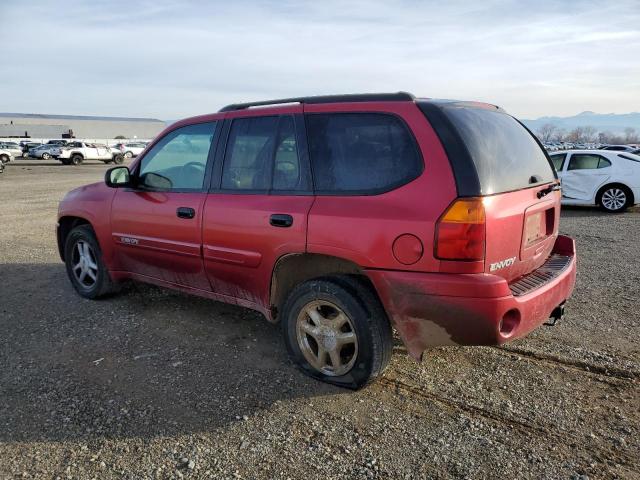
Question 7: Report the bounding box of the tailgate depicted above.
[484,186,561,282]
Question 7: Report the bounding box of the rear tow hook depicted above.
[544,302,566,326]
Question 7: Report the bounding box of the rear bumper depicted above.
[366,235,577,359]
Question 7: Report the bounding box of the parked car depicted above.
[57,142,124,165]
[549,150,640,212]
[0,149,14,165]
[57,93,577,388]
[113,142,147,158]
[0,142,22,159]
[28,144,62,159]
[599,145,635,152]
[21,142,44,157]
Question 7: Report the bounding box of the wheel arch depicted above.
[269,253,383,322]
[57,216,93,261]
[596,182,634,206]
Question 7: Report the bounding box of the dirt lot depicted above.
[0,159,638,479]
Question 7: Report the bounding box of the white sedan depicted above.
[549,150,640,213]
[113,142,147,158]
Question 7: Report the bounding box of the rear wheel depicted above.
[71,154,83,165]
[598,185,632,213]
[64,225,118,299]
[0,154,9,164]
[124,151,133,158]
[281,276,392,389]
[113,154,125,164]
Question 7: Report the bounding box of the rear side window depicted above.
[567,154,611,170]
[221,115,309,192]
[222,116,278,190]
[306,113,422,194]
[441,106,555,194]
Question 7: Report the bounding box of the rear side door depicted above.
[560,153,612,201]
[110,121,219,290]
[201,108,314,310]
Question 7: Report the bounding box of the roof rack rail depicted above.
[218,92,415,112]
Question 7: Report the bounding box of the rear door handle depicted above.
[270,214,293,228]
[177,207,195,219]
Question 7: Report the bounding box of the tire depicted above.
[71,154,83,165]
[113,154,124,164]
[124,151,133,158]
[42,152,51,160]
[64,225,118,299]
[597,184,632,213]
[0,154,8,164]
[281,276,393,389]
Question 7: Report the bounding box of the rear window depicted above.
[306,113,422,194]
[442,107,555,194]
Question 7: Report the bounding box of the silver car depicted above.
[28,144,62,159]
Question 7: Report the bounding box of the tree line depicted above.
[536,124,640,144]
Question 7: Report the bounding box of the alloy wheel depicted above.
[296,300,358,376]
[71,240,98,289]
[602,188,626,211]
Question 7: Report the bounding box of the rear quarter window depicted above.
[305,113,422,194]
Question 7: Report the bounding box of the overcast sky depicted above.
[1,0,639,120]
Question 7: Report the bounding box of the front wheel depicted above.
[281,276,392,389]
[0,154,9,164]
[42,152,51,160]
[113,154,125,164]
[598,185,632,213]
[64,225,118,299]
[124,151,133,158]
[71,154,83,165]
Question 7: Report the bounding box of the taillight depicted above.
[435,198,486,261]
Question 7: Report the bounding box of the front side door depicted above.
[560,153,612,201]
[110,121,219,290]
[202,110,314,310]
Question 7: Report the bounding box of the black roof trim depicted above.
[416,101,481,196]
[219,92,415,112]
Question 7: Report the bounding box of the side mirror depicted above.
[105,166,131,188]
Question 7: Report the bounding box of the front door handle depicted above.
[177,207,196,219]
[270,214,293,228]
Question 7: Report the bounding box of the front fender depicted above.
[58,182,117,268]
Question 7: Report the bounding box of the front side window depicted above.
[221,115,308,192]
[306,113,422,193]
[138,122,216,190]
[567,154,610,171]
[550,153,566,172]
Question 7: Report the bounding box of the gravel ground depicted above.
[0,159,638,479]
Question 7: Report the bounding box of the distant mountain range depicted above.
[522,111,640,134]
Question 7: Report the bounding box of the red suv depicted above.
[57,93,577,389]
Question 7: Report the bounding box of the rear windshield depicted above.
[438,105,555,194]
